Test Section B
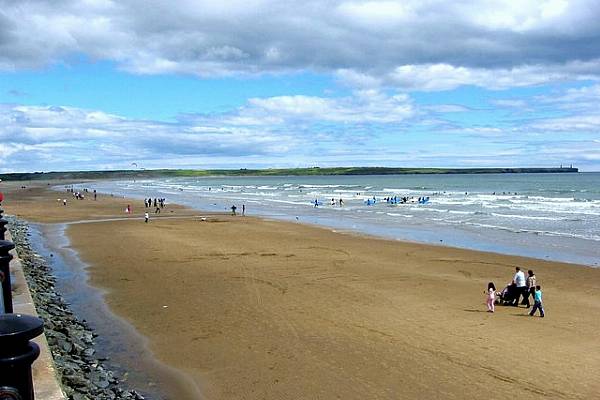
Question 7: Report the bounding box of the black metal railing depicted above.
[0,204,45,400]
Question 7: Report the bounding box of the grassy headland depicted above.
[0,166,579,181]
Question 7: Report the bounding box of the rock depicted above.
[90,370,110,389]
[58,339,73,353]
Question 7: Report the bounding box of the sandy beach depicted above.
[3,182,600,399]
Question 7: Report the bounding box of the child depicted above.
[144,212,149,223]
[485,282,496,313]
[529,285,545,317]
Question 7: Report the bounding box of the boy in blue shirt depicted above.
[529,285,545,318]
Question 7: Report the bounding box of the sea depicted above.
[85,172,600,267]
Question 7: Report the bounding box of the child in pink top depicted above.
[486,282,496,313]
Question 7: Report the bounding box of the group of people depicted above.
[313,198,344,207]
[230,204,245,216]
[62,187,97,204]
[383,195,430,204]
[144,198,166,213]
[485,267,545,317]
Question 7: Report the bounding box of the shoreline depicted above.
[84,180,600,267]
[3,182,600,399]
[49,181,597,270]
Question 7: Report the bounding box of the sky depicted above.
[1,0,600,172]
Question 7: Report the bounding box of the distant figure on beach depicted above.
[242,204,245,216]
[529,285,545,317]
[512,267,526,306]
[126,204,131,214]
[63,199,67,206]
[314,199,319,207]
[155,206,161,214]
[144,212,149,223]
[485,282,496,313]
[93,190,97,200]
[231,205,237,215]
[523,270,537,308]
[339,198,343,206]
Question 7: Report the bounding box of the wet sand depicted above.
[3,182,600,399]
[29,222,203,399]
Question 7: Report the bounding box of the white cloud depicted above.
[2,1,600,89]
[491,99,529,108]
[336,1,414,29]
[3,94,599,171]
[245,90,414,123]
[0,90,417,171]
[380,60,600,91]
[529,115,600,132]
[467,0,570,32]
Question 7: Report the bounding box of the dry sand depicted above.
[3,182,600,399]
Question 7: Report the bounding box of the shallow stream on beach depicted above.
[28,223,203,400]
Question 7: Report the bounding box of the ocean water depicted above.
[85,173,600,267]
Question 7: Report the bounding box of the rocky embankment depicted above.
[8,217,145,400]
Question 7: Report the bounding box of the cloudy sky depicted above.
[1,0,600,172]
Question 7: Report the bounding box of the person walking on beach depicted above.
[242,204,245,216]
[144,212,149,223]
[529,285,545,317]
[485,282,496,313]
[512,267,526,306]
[523,270,536,308]
[231,205,237,215]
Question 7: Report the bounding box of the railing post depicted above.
[0,313,44,400]
[0,240,15,314]
[0,205,7,241]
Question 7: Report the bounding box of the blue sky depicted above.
[1,0,599,172]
